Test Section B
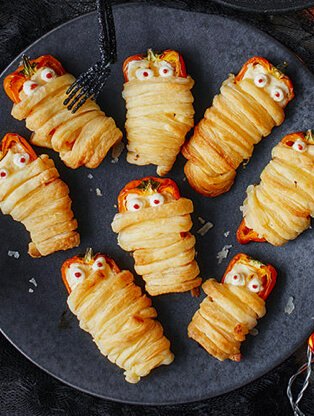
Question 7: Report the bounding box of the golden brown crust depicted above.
[11,74,122,169]
[67,267,174,383]
[123,76,194,175]
[183,75,288,197]
[188,279,266,361]
[242,141,314,246]
[111,198,201,295]
[0,150,79,257]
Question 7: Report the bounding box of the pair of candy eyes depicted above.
[23,67,56,96]
[0,153,30,179]
[229,273,262,293]
[286,139,307,153]
[127,193,165,211]
[70,258,107,279]
[253,74,285,102]
[135,65,174,80]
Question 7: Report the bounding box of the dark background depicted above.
[0,1,313,415]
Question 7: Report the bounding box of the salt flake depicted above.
[216,245,232,264]
[87,173,93,179]
[29,278,37,287]
[198,217,206,225]
[197,222,214,236]
[8,250,20,259]
[284,296,295,315]
[224,231,230,238]
[28,288,34,293]
[96,188,103,197]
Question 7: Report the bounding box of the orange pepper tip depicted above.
[236,219,266,244]
[122,49,187,82]
[117,176,181,212]
[0,133,37,161]
[61,250,120,294]
[308,333,314,353]
[4,54,65,103]
[235,56,294,101]
[221,252,277,300]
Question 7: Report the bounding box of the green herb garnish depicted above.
[19,55,37,78]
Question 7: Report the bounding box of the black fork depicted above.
[63,0,117,113]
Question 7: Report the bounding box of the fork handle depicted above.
[96,0,117,64]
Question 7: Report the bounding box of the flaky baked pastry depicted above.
[62,249,174,383]
[237,130,314,246]
[182,56,294,197]
[122,49,194,175]
[4,55,122,169]
[111,177,201,295]
[188,253,277,361]
[0,133,79,257]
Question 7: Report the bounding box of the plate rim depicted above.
[0,3,313,405]
[212,0,314,13]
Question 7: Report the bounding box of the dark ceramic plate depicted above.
[212,0,314,13]
[0,3,313,405]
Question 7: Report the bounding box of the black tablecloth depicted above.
[0,1,314,415]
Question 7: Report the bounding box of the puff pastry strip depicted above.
[122,49,194,175]
[111,177,201,295]
[0,133,79,257]
[62,250,174,383]
[237,131,314,246]
[182,56,294,196]
[188,253,277,361]
[4,55,122,169]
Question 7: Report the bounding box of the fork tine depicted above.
[71,69,108,112]
[71,89,94,113]
[67,83,91,111]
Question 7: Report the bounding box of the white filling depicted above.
[41,67,56,82]
[135,68,154,80]
[148,193,165,207]
[92,256,107,271]
[23,80,39,96]
[66,264,86,291]
[13,153,30,168]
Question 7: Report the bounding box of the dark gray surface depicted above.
[0,3,313,405]
[212,0,314,13]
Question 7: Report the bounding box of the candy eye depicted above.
[254,74,268,88]
[271,87,285,102]
[159,65,174,78]
[247,277,263,293]
[135,68,154,81]
[126,197,145,211]
[0,169,8,179]
[148,193,165,207]
[13,153,30,168]
[92,256,107,271]
[292,139,307,153]
[70,266,85,280]
[41,67,56,82]
[23,80,39,96]
[225,272,245,286]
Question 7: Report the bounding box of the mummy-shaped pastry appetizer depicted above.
[122,49,195,175]
[111,177,201,295]
[237,131,314,246]
[4,55,122,169]
[0,133,79,257]
[62,249,174,383]
[182,57,294,197]
[188,253,277,361]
